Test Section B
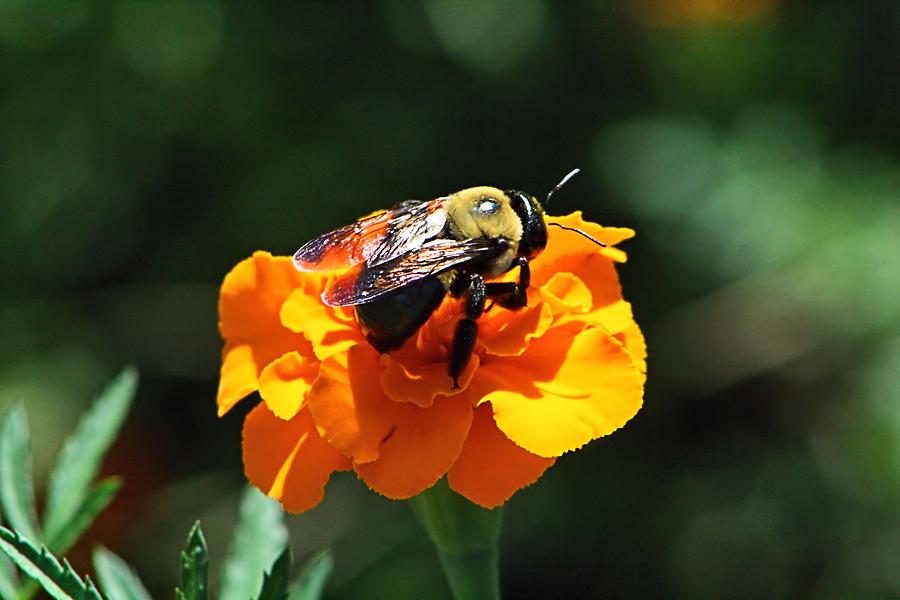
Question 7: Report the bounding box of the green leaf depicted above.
[48,478,121,555]
[0,526,103,600]
[93,546,151,600]
[44,368,138,544]
[219,486,288,600]
[0,550,18,600]
[256,548,290,600]
[175,522,208,600]
[0,404,42,543]
[0,504,22,599]
[287,550,333,600]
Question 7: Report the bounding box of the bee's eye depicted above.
[477,198,500,215]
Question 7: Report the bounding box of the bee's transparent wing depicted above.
[322,238,499,306]
[293,199,448,272]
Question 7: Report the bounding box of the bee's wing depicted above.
[293,199,449,272]
[323,238,500,306]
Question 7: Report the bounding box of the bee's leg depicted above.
[449,274,485,389]
[447,272,472,298]
[484,258,530,310]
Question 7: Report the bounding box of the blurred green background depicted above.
[1,1,898,598]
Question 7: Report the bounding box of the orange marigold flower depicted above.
[217,211,646,512]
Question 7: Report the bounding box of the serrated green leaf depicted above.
[48,477,121,555]
[219,487,288,600]
[0,404,42,543]
[0,513,21,599]
[256,548,290,600]
[287,550,333,600]
[175,522,208,600]
[93,546,151,600]
[0,526,103,600]
[44,368,138,544]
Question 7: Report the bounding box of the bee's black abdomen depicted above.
[355,275,446,353]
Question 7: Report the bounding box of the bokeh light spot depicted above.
[115,1,224,82]
[424,0,548,73]
[0,1,91,49]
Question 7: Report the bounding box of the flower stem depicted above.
[409,479,503,600]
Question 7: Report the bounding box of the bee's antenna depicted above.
[548,222,607,247]
[545,168,580,206]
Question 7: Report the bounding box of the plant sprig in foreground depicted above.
[0,369,333,600]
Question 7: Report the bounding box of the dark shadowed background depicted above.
[1,1,898,598]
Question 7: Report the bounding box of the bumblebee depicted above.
[293,170,602,388]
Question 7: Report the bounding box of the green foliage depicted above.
[44,368,138,545]
[48,478,122,556]
[0,515,334,600]
[257,549,290,600]
[220,487,289,600]
[0,527,102,600]
[92,547,152,600]
[0,369,336,600]
[288,550,334,600]
[0,369,135,599]
[0,405,42,544]
[0,543,19,600]
[176,523,209,600]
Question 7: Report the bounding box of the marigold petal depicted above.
[308,344,398,464]
[545,212,634,264]
[533,252,623,313]
[617,319,648,373]
[280,287,359,360]
[478,301,554,357]
[219,252,304,340]
[242,403,350,514]
[217,343,260,416]
[556,297,636,335]
[355,393,473,499]
[309,343,473,499]
[470,325,644,457]
[448,403,555,508]
[589,299,634,333]
[381,352,479,406]
[217,252,313,414]
[559,298,647,372]
[539,272,593,316]
[258,351,319,420]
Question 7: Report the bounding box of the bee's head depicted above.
[507,190,547,260]
[509,169,606,260]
